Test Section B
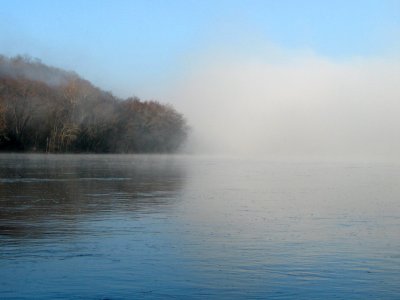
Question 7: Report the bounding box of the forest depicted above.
[0,55,188,153]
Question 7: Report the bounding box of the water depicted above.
[0,154,399,299]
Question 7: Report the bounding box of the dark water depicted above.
[0,154,399,299]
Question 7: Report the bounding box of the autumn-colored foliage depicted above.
[0,55,188,153]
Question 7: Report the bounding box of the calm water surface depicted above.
[0,154,399,299]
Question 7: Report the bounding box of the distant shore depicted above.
[0,55,188,154]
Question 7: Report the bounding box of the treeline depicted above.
[0,55,188,153]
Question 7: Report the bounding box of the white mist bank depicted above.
[163,52,400,160]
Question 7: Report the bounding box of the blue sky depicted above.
[0,0,399,98]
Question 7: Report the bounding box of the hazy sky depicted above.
[1,0,398,94]
[1,0,399,158]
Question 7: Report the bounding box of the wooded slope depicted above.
[0,55,187,153]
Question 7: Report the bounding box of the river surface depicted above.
[0,154,399,299]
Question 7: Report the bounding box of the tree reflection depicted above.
[0,154,186,239]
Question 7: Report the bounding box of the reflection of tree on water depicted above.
[0,154,186,239]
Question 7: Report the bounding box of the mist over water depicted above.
[165,51,400,161]
[1,1,400,299]
[1,154,399,299]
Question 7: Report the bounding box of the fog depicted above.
[163,51,400,161]
[0,55,77,86]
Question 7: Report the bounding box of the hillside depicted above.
[0,55,188,153]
